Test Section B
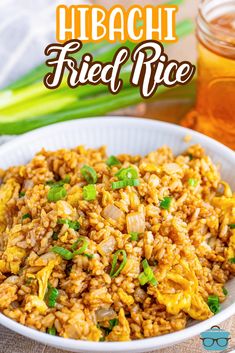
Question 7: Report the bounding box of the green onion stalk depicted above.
[0,18,195,135]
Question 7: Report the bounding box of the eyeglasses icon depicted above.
[201,337,231,348]
[200,326,231,351]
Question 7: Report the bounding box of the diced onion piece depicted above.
[5,275,19,284]
[134,287,147,302]
[95,308,117,322]
[126,211,145,233]
[98,236,116,256]
[102,204,124,222]
[23,179,34,189]
[34,252,57,266]
[163,163,182,175]
[57,200,74,216]
[220,181,233,197]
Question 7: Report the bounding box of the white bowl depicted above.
[0,117,235,353]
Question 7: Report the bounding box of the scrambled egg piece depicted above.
[0,260,8,273]
[227,230,235,260]
[213,196,235,209]
[56,200,76,218]
[220,181,233,198]
[3,246,26,274]
[67,186,83,207]
[212,186,235,261]
[36,257,60,300]
[87,325,103,341]
[63,308,102,341]
[0,282,17,309]
[23,257,61,313]
[0,226,26,274]
[0,179,19,232]
[155,259,212,320]
[139,162,161,173]
[118,288,134,306]
[107,308,130,341]
[0,180,23,274]
[212,180,235,210]
[25,295,48,314]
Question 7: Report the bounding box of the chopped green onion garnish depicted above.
[25,277,34,286]
[62,175,71,184]
[98,318,119,338]
[149,277,158,286]
[208,295,220,314]
[110,250,127,278]
[71,237,88,255]
[52,232,59,240]
[112,179,140,189]
[188,153,193,161]
[229,258,235,264]
[46,175,70,188]
[130,232,139,241]
[160,197,172,210]
[188,178,198,187]
[109,318,118,330]
[83,253,94,259]
[47,285,59,308]
[51,246,74,260]
[106,156,121,167]
[138,272,149,285]
[19,192,25,198]
[47,186,67,202]
[229,224,235,229]
[112,166,139,189]
[112,180,127,189]
[83,184,97,201]
[51,237,88,260]
[138,259,158,286]
[47,327,57,335]
[126,179,140,186]
[58,218,80,231]
[69,220,80,231]
[115,167,138,180]
[81,165,97,184]
[22,213,31,220]
[46,180,55,186]
[223,287,228,296]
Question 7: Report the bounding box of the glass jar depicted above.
[182,0,235,149]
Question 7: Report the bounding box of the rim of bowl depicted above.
[0,117,235,352]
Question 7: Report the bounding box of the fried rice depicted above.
[0,144,234,341]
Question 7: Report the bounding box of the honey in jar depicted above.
[182,0,235,149]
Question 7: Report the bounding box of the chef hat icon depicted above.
[200,326,231,351]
